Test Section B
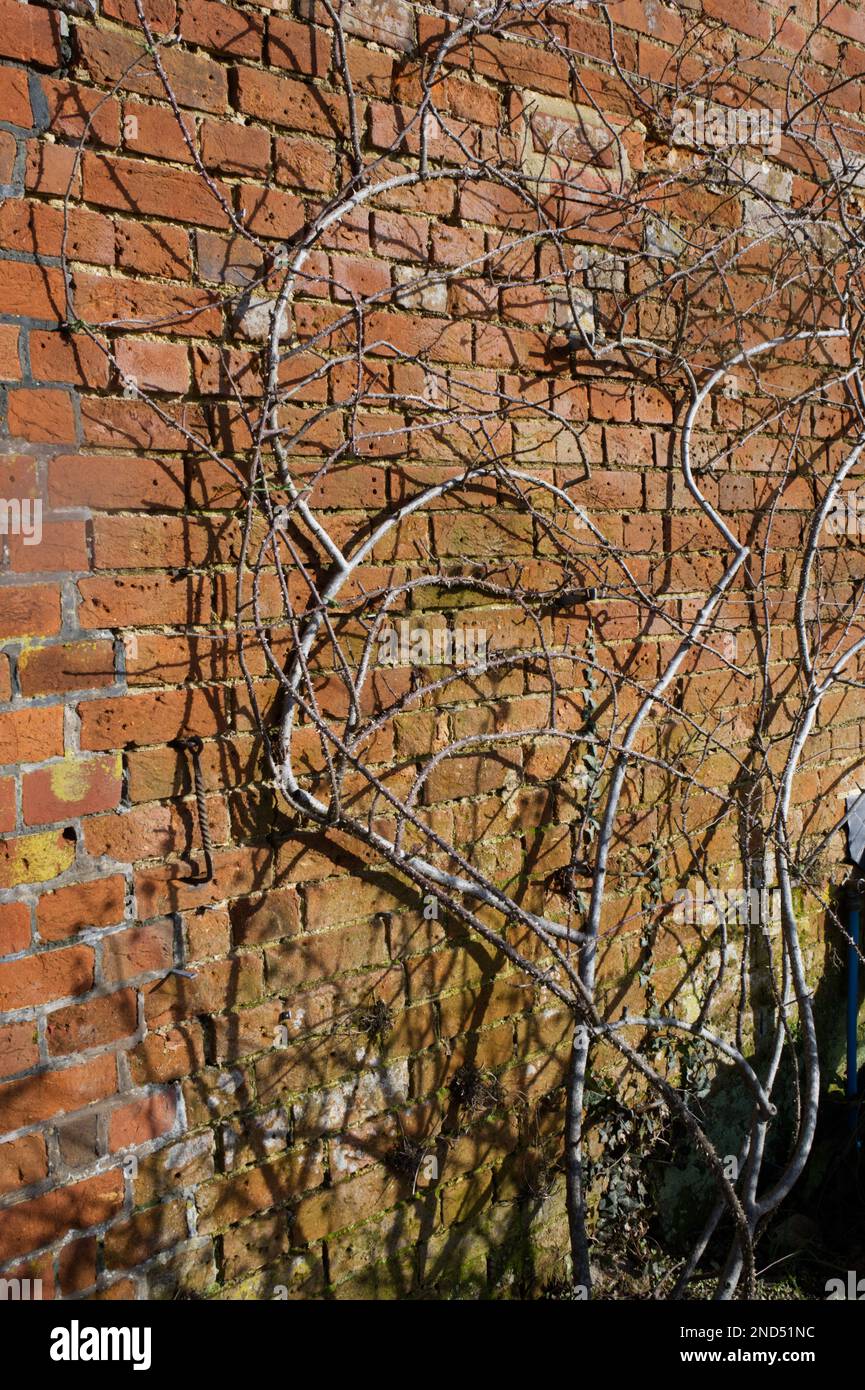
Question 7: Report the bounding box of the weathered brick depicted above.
[0,1055,117,1130]
[0,590,61,643]
[102,919,174,983]
[0,1020,39,1080]
[108,1089,177,1150]
[0,943,94,1012]
[142,950,264,1026]
[234,66,348,134]
[49,454,185,511]
[37,876,126,943]
[229,888,301,945]
[0,66,32,127]
[196,1147,324,1233]
[58,1236,98,1293]
[180,0,264,55]
[23,756,122,826]
[0,0,61,66]
[0,261,65,321]
[18,643,115,699]
[114,339,191,394]
[78,27,228,113]
[293,1164,409,1243]
[0,829,76,890]
[47,988,139,1056]
[0,902,31,957]
[104,1198,188,1268]
[200,118,270,174]
[0,1132,48,1197]
[7,388,75,444]
[0,1170,123,1264]
[82,152,230,228]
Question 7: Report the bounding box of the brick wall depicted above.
[0,0,861,1300]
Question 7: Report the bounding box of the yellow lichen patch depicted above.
[0,830,75,889]
[47,755,119,804]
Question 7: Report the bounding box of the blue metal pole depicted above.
[847,883,860,1133]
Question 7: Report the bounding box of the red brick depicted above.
[470,27,571,95]
[103,0,176,30]
[23,756,122,827]
[229,888,301,945]
[18,642,115,699]
[372,209,429,261]
[108,1089,177,1150]
[141,945,263,1023]
[238,184,304,240]
[116,217,191,278]
[0,324,21,380]
[6,389,75,444]
[29,330,111,388]
[0,0,61,66]
[102,919,173,984]
[122,100,195,164]
[0,902,30,957]
[0,261,65,320]
[0,705,64,764]
[0,200,114,266]
[0,1133,48,1197]
[0,65,32,127]
[201,118,270,174]
[77,573,210,630]
[819,0,865,41]
[41,77,121,146]
[47,988,139,1056]
[0,1170,123,1263]
[78,688,226,752]
[114,339,191,394]
[180,0,264,55]
[24,140,81,197]
[79,393,197,453]
[274,135,334,192]
[702,0,772,39]
[0,943,94,1012]
[0,1055,117,1131]
[37,875,127,943]
[7,520,89,577]
[234,66,348,135]
[58,1236,98,1294]
[78,27,228,114]
[128,1022,206,1084]
[268,16,331,73]
[0,1020,39,1079]
[332,254,391,301]
[82,153,230,228]
[72,273,221,337]
[0,775,15,834]
[49,454,185,511]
